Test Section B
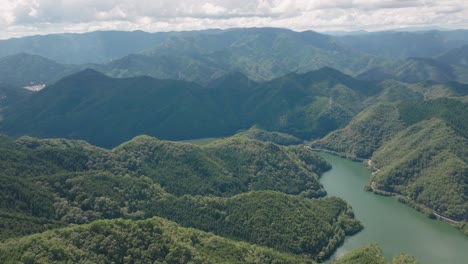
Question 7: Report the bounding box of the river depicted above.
[317,152,468,264]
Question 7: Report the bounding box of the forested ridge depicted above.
[0,133,362,262]
[0,67,384,148]
[2,27,468,263]
[312,98,468,225]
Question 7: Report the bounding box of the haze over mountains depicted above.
[0,27,467,263]
[2,28,468,88]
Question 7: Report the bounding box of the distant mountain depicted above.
[337,30,468,59]
[0,53,80,87]
[0,30,179,64]
[0,68,384,147]
[85,27,389,85]
[356,57,468,83]
[0,85,32,107]
[436,44,468,68]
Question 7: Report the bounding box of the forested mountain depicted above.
[356,57,468,84]
[0,53,79,87]
[0,68,384,147]
[95,27,384,84]
[0,85,32,107]
[2,28,468,88]
[331,244,418,264]
[313,98,468,222]
[0,30,178,64]
[372,118,467,221]
[0,216,317,264]
[436,44,468,68]
[1,26,467,262]
[337,30,468,59]
[0,134,361,261]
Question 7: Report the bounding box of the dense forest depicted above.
[0,133,362,261]
[1,27,468,263]
[313,98,468,224]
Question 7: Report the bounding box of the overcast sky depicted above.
[1,0,468,39]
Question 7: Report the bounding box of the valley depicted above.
[0,26,467,264]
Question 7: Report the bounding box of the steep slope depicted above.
[0,68,383,147]
[235,126,302,145]
[436,44,468,68]
[356,58,468,84]
[112,135,330,197]
[0,85,32,107]
[99,28,385,84]
[0,53,79,87]
[0,30,174,64]
[0,134,362,260]
[0,217,313,264]
[337,30,468,59]
[241,67,381,139]
[331,244,418,264]
[312,103,405,158]
[0,69,227,147]
[313,98,468,223]
[371,118,467,220]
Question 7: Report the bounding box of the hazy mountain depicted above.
[0,68,383,147]
[0,30,178,64]
[436,44,468,68]
[0,53,80,87]
[337,30,468,59]
[0,85,32,107]
[356,57,468,83]
[98,27,385,84]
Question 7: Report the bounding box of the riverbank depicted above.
[317,152,468,264]
[365,159,462,227]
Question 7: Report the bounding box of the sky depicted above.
[1,0,468,39]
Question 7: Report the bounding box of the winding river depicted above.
[318,152,468,264]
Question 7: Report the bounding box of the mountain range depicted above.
[1,27,468,263]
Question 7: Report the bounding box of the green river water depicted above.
[318,152,468,264]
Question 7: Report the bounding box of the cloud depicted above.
[0,0,467,39]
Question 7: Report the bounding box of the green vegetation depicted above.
[236,126,303,145]
[372,118,467,220]
[312,103,405,158]
[0,134,363,260]
[331,244,418,264]
[356,57,468,83]
[0,53,78,87]
[0,216,314,264]
[0,67,383,147]
[313,98,468,223]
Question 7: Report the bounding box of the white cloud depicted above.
[0,0,467,39]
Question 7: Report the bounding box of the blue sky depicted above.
[1,0,467,39]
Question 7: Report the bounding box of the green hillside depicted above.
[0,68,383,148]
[356,57,468,84]
[0,53,79,87]
[331,244,418,264]
[313,98,468,223]
[98,28,385,84]
[372,118,467,220]
[0,216,313,264]
[436,44,468,68]
[313,98,468,159]
[235,126,303,145]
[0,134,364,260]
